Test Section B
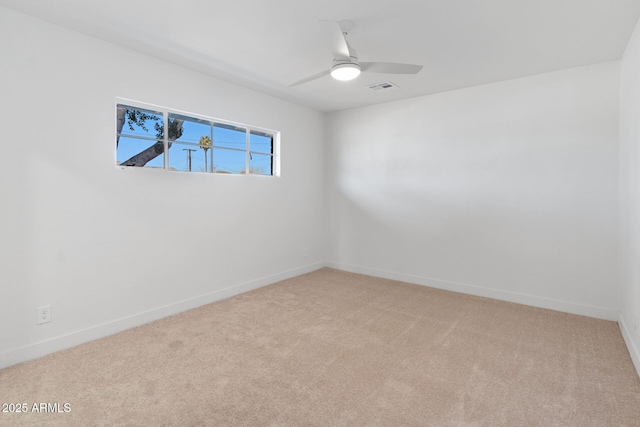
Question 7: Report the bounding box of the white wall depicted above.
[619,17,640,374]
[0,7,324,368]
[325,62,620,320]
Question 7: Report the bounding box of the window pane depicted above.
[214,124,246,150]
[213,147,246,174]
[250,131,272,155]
[117,105,163,139]
[168,142,212,172]
[250,153,273,175]
[117,136,164,168]
[169,114,211,146]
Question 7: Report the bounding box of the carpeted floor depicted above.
[1,268,639,426]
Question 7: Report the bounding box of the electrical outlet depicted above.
[37,305,51,325]
[303,248,309,259]
[635,312,639,331]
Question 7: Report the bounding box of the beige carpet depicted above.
[1,268,639,426]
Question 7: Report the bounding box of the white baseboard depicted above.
[0,262,324,370]
[619,314,640,379]
[326,261,619,321]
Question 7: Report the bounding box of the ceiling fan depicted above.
[288,20,423,87]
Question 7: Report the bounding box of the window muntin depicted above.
[116,103,278,175]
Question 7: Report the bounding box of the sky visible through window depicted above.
[117,107,273,175]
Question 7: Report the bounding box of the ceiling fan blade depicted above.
[360,62,423,74]
[287,69,330,87]
[319,20,352,61]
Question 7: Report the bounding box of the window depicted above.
[116,102,278,176]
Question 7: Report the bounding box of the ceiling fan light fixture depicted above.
[330,63,361,81]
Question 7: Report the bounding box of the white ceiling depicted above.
[2,0,640,112]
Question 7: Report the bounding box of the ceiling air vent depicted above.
[367,81,398,92]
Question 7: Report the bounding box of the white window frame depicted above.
[116,99,280,176]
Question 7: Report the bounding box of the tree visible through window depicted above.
[116,103,277,175]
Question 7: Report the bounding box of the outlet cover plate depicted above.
[37,305,51,324]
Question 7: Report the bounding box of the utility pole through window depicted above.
[183,148,196,171]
